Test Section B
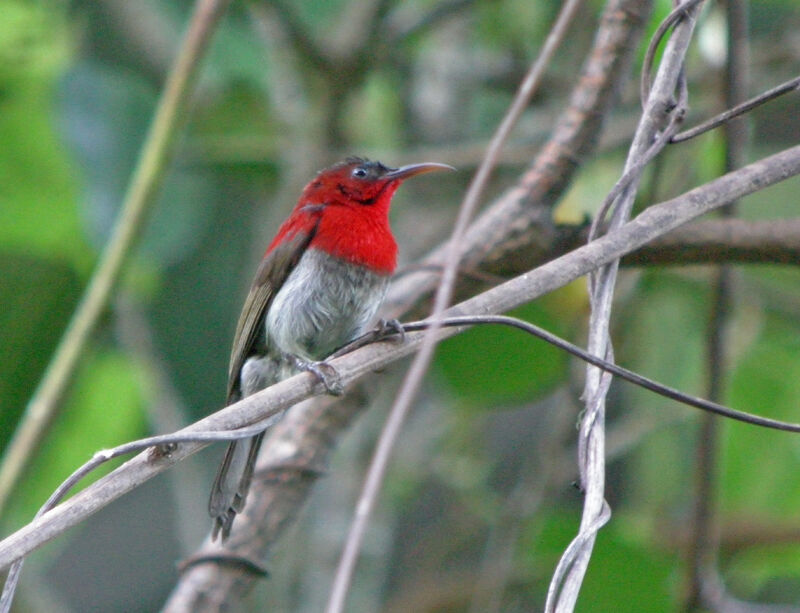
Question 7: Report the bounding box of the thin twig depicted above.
[400,317,800,432]
[324,3,585,611]
[0,0,234,519]
[40,424,281,523]
[640,0,705,107]
[548,2,703,611]
[2,140,799,589]
[672,75,800,143]
[0,422,267,612]
[587,99,686,244]
[167,3,653,604]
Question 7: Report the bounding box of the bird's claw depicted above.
[329,319,406,359]
[374,318,405,344]
[293,357,344,396]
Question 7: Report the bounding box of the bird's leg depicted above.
[291,356,345,396]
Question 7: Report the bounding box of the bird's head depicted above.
[298,157,454,214]
[273,157,453,273]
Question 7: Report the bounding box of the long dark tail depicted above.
[208,431,266,540]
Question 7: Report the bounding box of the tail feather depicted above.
[209,432,266,540]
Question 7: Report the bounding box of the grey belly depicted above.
[264,248,389,361]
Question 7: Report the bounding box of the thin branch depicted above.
[383,0,652,317]
[167,1,653,605]
[548,2,703,610]
[2,140,798,584]
[0,421,271,612]
[400,316,800,432]
[622,217,800,266]
[324,3,585,611]
[36,425,282,522]
[0,0,234,518]
[640,0,705,107]
[672,75,800,143]
[587,99,686,243]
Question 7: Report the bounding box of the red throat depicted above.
[266,181,399,275]
[311,202,397,274]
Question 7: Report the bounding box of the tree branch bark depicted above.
[625,218,800,266]
[166,0,654,607]
[156,142,800,607]
[383,0,653,317]
[1,143,799,589]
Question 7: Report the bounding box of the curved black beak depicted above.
[384,162,455,181]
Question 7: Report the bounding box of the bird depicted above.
[209,157,454,539]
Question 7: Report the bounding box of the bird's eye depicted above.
[352,167,368,179]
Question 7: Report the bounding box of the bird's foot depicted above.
[329,319,406,359]
[373,318,406,344]
[292,356,344,396]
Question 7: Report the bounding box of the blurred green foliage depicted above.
[2,0,800,611]
[435,292,574,410]
[0,256,81,445]
[8,349,146,528]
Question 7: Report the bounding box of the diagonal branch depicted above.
[1,141,796,588]
[167,0,653,607]
[383,0,653,316]
[324,2,585,611]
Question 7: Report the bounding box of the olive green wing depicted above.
[226,228,317,403]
